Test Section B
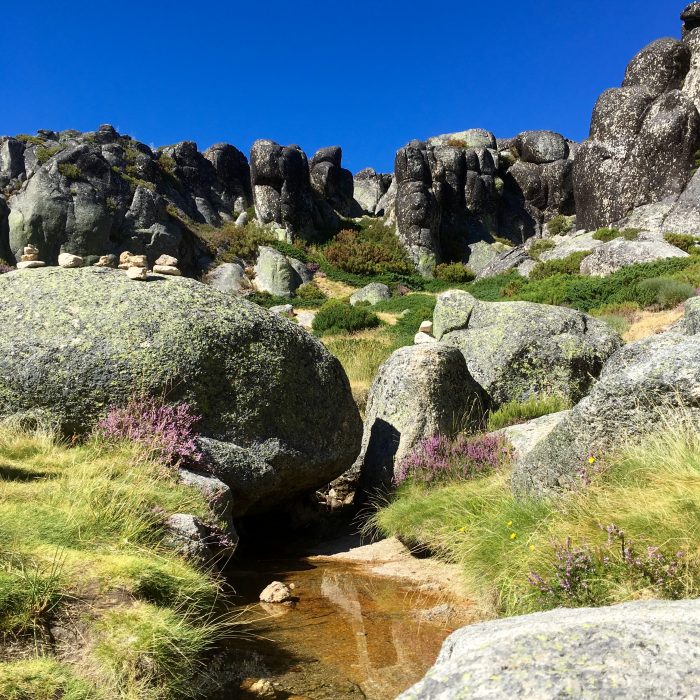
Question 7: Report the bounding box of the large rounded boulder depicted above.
[434,290,621,407]
[0,267,362,515]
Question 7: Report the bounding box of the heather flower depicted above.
[0,263,14,275]
[395,433,513,486]
[96,396,203,467]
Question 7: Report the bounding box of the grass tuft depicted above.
[486,395,571,432]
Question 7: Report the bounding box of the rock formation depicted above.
[512,297,700,496]
[574,7,700,233]
[399,599,700,699]
[0,267,362,515]
[434,290,621,407]
[393,129,575,276]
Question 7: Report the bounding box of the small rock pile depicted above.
[16,244,45,269]
[116,252,182,281]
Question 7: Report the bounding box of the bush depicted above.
[664,232,699,253]
[529,251,589,280]
[295,282,327,302]
[592,227,640,242]
[270,240,310,262]
[395,433,514,487]
[96,397,203,467]
[528,239,556,261]
[312,299,380,336]
[434,262,476,283]
[323,222,414,277]
[546,215,573,236]
[57,163,83,180]
[633,277,696,309]
[487,395,571,432]
[35,145,62,165]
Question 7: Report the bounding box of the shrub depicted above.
[529,251,589,280]
[546,215,573,237]
[434,262,476,283]
[57,163,83,180]
[295,282,326,302]
[323,224,414,277]
[96,397,203,467]
[35,145,62,165]
[446,138,468,148]
[487,395,571,432]
[592,227,640,242]
[634,277,696,309]
[664,232,699,253]
[395,434,514,487]
[312,299,380,335]
[528,239,556,261]
[271,240,309,262]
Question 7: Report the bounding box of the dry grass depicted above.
[314,276,357,299]
[624,307,685,342]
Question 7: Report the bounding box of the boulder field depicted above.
[0,267,362,516]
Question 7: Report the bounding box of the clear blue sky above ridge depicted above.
[1,0,680,173]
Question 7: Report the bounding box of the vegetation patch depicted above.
[57,163,83,181]
[372,422,700,618]
[312,299,380,336]
[36,145,63,165]
[634,277,696,310]
[664,232,700,254]
[0,420,227,698]
[434,262,475,283]
[528,239,556,261]
[546,215,573,236]
[529,251,589,280]
[486,395,571,432]
[592,227,641,242]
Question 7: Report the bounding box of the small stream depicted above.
[226,557,460,700]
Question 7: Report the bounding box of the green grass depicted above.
[486,395,571,432]
[372,422,700,618]
[592,227,641,242]
[0,659,99,699]
[0,420,228,699]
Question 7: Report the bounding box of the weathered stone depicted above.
[126,266,147,280]
[204,262,251,294]
[515,131,569,164]
[269,304,294,317]
[94,255,117,268]
[475,246,529,280]
[349,282,391,306]
[495,411,571,461]
[512,305,700,495]
[155,254,178,267]
[413,332,437,345]
[57,253,84,268]
[437,292,621,407]
[579,238,688,276]
[353,169,391,215]
[354,344,486,495]
[254,246,305,298]
[163,514,220,568]
[152,264,181,276]
[0,268,362,516]
[399,599,700,700]
[536,231,602,262]
[16,260,45,269]
[259,581,294,604]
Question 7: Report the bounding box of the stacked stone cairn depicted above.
[16,244,45,269]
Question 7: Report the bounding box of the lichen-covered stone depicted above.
[399,599,700,699]
[349,282,391,306]
[513,301,700,495]
[353,344,486,495]
[437,292,621,406]
[579,237,688,276]
[0,267,361,515]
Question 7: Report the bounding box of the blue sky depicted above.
[1,1,680,173]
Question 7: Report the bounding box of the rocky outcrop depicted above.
[512,299,700,496]
[352,168,392,216]
[399,599,700,699]
[0,125,254,272]
[353,344,486,495]
[435,291,621,407]
[0,267,362,515]
[309,146,354,217]
[393,129,575,276]
[579,237,688,275]
[574,17,700,231]
[204,261,252,294]
[253,246,310,298]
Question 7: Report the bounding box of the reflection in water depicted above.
[229,560,459,700]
